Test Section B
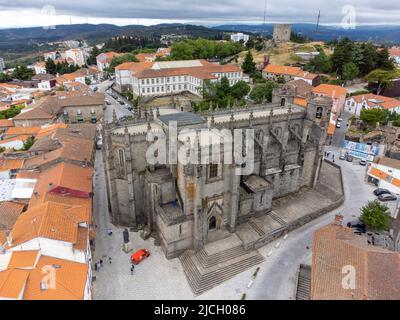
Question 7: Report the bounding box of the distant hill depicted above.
[212,23,400,44]
[0,23,228,54]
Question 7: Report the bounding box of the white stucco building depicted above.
[115,59,247,96]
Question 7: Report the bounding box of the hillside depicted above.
[0,23,229,64]
[213,23,400,44]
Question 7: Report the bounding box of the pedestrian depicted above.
[130,266,134,275]
[100,259,103,268]
[108,257,112,264]
[94,262,98,271]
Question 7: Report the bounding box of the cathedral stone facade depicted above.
[103,85,333,259]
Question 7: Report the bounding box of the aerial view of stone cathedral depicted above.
[103,84,333,261]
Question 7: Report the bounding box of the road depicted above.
[331,110,351,148]
[97,80,133,123]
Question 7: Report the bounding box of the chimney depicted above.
[5,230,12,246]
[334,214,344,226]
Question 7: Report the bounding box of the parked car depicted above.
[373,188,391,196]
[336,122,341,128]
[347,221,366,233]
[339,154,346,160]
[359,159,367,166]
[131,249,151,265]
[105,101,111,105]
[119,101,125,105]
[378,193,397,202]
[337,117,343,122]
[346,155,354,162]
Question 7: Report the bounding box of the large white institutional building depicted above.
[115,60,249,96]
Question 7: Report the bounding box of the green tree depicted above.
[242,51,256,76]
[11,65,34,80]
[377,47,395,71]
[250,81,278,104]
[360,108,388,125]
[0,72,11,82]
[45,58,57,75]
[330,37,354,75]
[109,53,139,70]
[366,69,400,95]
[85,77,92,85]
[231,81,251,100]
[342,62,359,81]
[21,136,35,151]
[360,200,392,231]
[87,46,100,65]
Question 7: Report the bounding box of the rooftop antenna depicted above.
[315,10,321,34]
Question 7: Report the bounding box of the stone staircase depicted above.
[269,211,288,226]
[179,237,265,296]
[295,264,311,300]
[248,221,266,237]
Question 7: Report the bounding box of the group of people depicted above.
[94,257,112,271]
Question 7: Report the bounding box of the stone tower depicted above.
[273,24,292,43]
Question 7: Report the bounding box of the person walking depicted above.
[100,259,103,268]
[94,262,98,272]
[130,266,134,275]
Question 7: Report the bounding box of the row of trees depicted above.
[305,38,396,82]
[360,108,400,127]
[103,36,162,53]
[168,38,244,61]
[45,58,80,75]
[0,65,34,81]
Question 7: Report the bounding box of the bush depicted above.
[0,105,25,119]
[360,200,392,231]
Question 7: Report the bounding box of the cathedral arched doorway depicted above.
[209,216,216,230]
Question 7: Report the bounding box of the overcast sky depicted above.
[0,0,399,28]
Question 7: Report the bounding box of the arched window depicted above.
[118,149,125,166]
[316,107,323,119]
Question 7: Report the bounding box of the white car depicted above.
[337,117,343,122]
[336,122,341,128]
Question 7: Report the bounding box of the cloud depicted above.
[0,0,399,27]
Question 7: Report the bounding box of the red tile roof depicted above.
[311,223,400,300]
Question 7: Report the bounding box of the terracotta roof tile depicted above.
[0,119,14,128]
[4,127,41,137]
[0,158,24,172]
[8,202,81,248]
[29,192,92,224]
[22,255,88,300]
[263,64,302,76]
[311,224,400,300]
[7,250,39,269]
[0,201,25,231]
[312,84,347,100]
[0,269,30,299]
[30,162,93,198]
